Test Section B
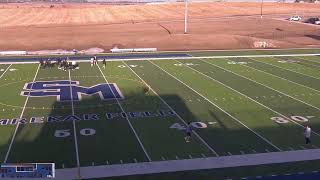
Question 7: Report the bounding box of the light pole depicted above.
[260,0,263,19]
[184,0,188,34]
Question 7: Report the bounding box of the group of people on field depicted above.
[39,57,79,71]
[39,56,107,71]
[91,56,107,68]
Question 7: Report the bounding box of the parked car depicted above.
[304,17,320,24]
[289,15,302,21]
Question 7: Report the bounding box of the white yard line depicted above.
[148,60,281,152]
[251,58,320,81]
[96,64,152,162]
[121,61,219,156]
[202,59,320,137]
[68,70,81,179]
[204,59,320,112]
[244,58,320,94]
[55,149,320,179]
[172,60,281,151]
[4,64,40,162]
[1,53,320,65]
[0,64,12,79]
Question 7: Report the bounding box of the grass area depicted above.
[0,53,319,178]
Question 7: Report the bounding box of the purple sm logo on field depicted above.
[21,80,123,102]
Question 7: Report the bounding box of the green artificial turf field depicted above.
[0,52,320,179]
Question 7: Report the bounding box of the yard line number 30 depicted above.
[271,116,310,124]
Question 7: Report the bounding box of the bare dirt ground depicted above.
[0,2,319,52]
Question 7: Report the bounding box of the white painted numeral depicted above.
[174,63,198,66]
[54,129,71,138]
[271,115,310,124]
[80,128,96,136]
[271,117,289,124]
[117,65,138,68]
[290,116,308,122]
[170,122,208,130]
[170,123,186,130]
[191,122,207,129]
[55,128,96,138]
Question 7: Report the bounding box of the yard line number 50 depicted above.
[54,128,96,138]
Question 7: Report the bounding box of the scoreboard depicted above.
[0,163,55,178]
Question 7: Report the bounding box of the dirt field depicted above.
[0,2,319,52]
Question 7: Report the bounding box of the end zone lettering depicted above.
[0,110,176,126]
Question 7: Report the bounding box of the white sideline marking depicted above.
[245,58,320,94]
[68,70,81,179]
[179,61,281,151]
[252,58,320,81]
[1,53,320,65]
[121,61,219,156]
[55,149,320,180]
[97,64,151,162]
[202,60,320,137]
[4,64,40,163]
[0,64,12,79]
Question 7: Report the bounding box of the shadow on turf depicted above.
[3,92,204,168]
[3,90,309,170]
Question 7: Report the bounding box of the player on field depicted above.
[304,125,311,144]
[91,57,94,67]
[102,59,106,69]
[94,56,98,65]
[184,122,193,143]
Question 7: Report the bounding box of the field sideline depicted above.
[0,49,319,179]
